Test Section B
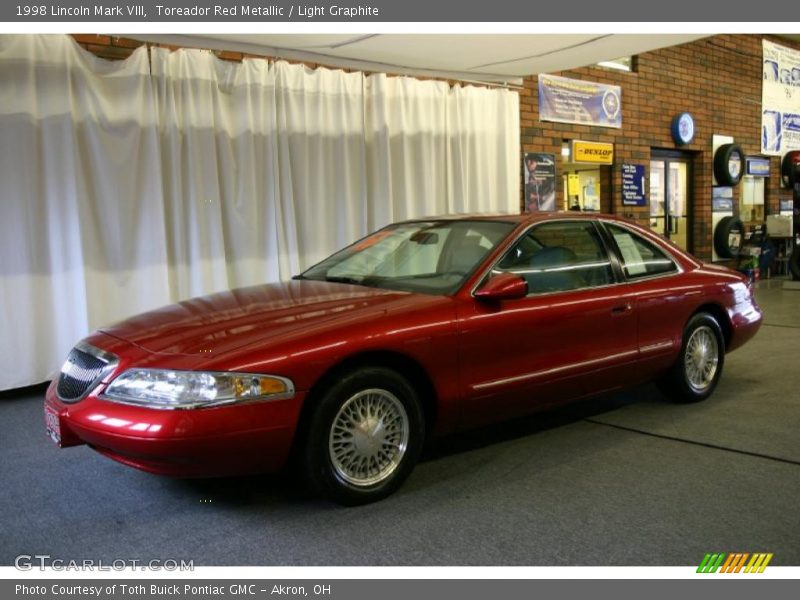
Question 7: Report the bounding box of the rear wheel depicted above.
[658,313,725,403]
[302,367,425,505]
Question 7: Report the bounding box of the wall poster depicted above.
[762,40,800,155]
[524,153,556,212]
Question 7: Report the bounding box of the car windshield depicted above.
[299,220,516,295]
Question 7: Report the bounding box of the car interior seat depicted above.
[526,246,582,293]
[450,235,489,274]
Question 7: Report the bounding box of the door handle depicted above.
[611,303,632,315]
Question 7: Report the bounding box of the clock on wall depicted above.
[671,112,695,145]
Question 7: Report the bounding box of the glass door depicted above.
[649,153,692,252]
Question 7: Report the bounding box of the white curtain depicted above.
[0,35,171,391]
[152,48,285,298]
[0,35,520,391]
[366,74,450,224]
[447,84,520,213]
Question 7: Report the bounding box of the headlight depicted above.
[100,369,294,409]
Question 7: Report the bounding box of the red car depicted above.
[44,213,762,504]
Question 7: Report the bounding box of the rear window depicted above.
[605,224,678,279]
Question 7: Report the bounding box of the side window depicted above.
[495,221,614,294]
[606,224,678,279]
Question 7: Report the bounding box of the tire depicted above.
[713,143,744,186]
[713,216,744,259]
[781,151,800,188]
[790,245,800,281]
[301,367,425,505]
[658,313,725,403]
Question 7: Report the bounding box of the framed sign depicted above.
[745,156,771,177]
[712,186,734,212]
[571,140,614,164]
[621,164,646,206]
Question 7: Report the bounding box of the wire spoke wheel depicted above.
[329,388,409,487]
[683,325,720,393]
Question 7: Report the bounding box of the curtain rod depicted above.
[133,36,524,91]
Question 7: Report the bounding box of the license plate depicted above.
[44,405,61,445]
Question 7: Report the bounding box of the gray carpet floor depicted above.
[1,279,798,566]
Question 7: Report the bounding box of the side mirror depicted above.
[474,273,528,302]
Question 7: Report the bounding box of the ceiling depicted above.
[135,33,710,84]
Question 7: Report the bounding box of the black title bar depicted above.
[1,0,797,22]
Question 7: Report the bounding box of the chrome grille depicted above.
[56,342,117,403]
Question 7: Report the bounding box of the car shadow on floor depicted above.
[167,384,665,507]
[0,381,49,400]
[422,383,661,461]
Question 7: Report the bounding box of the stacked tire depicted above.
[713,216,744,259]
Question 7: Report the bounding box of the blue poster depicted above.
[712,187,734,212]
[621,164,645,206]
[538,74,622,129]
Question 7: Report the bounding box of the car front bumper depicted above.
[44,379,306,477]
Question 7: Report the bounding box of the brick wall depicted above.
[520,34,800,260]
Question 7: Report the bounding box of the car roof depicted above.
[398,211,635,227]
[397,211,701,274]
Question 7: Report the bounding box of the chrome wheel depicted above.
[684,325,719,392]
[329,388,409,487]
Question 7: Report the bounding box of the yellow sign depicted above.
[567,174,580,196]
[572,141,614,164]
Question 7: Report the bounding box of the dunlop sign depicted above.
[572,141,614,164]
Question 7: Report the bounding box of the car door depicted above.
[602,222,691,377]
[455,219,640,429]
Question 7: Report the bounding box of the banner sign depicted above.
[572,140,614,164]
[539,74,622,129]
[621,164,646,206]
[761,40,800,155]
[524,152,556,212]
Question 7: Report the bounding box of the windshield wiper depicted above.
[325,275,364,286]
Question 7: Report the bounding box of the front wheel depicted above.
[302,367,425,505]
[658,313,725,403]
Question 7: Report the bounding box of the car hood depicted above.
[101,280,412,356]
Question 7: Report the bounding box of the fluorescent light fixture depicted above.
[597,57,633,72]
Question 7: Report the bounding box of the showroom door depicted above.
[650,152,693,252]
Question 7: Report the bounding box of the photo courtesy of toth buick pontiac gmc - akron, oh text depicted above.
[44,213,762,505]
